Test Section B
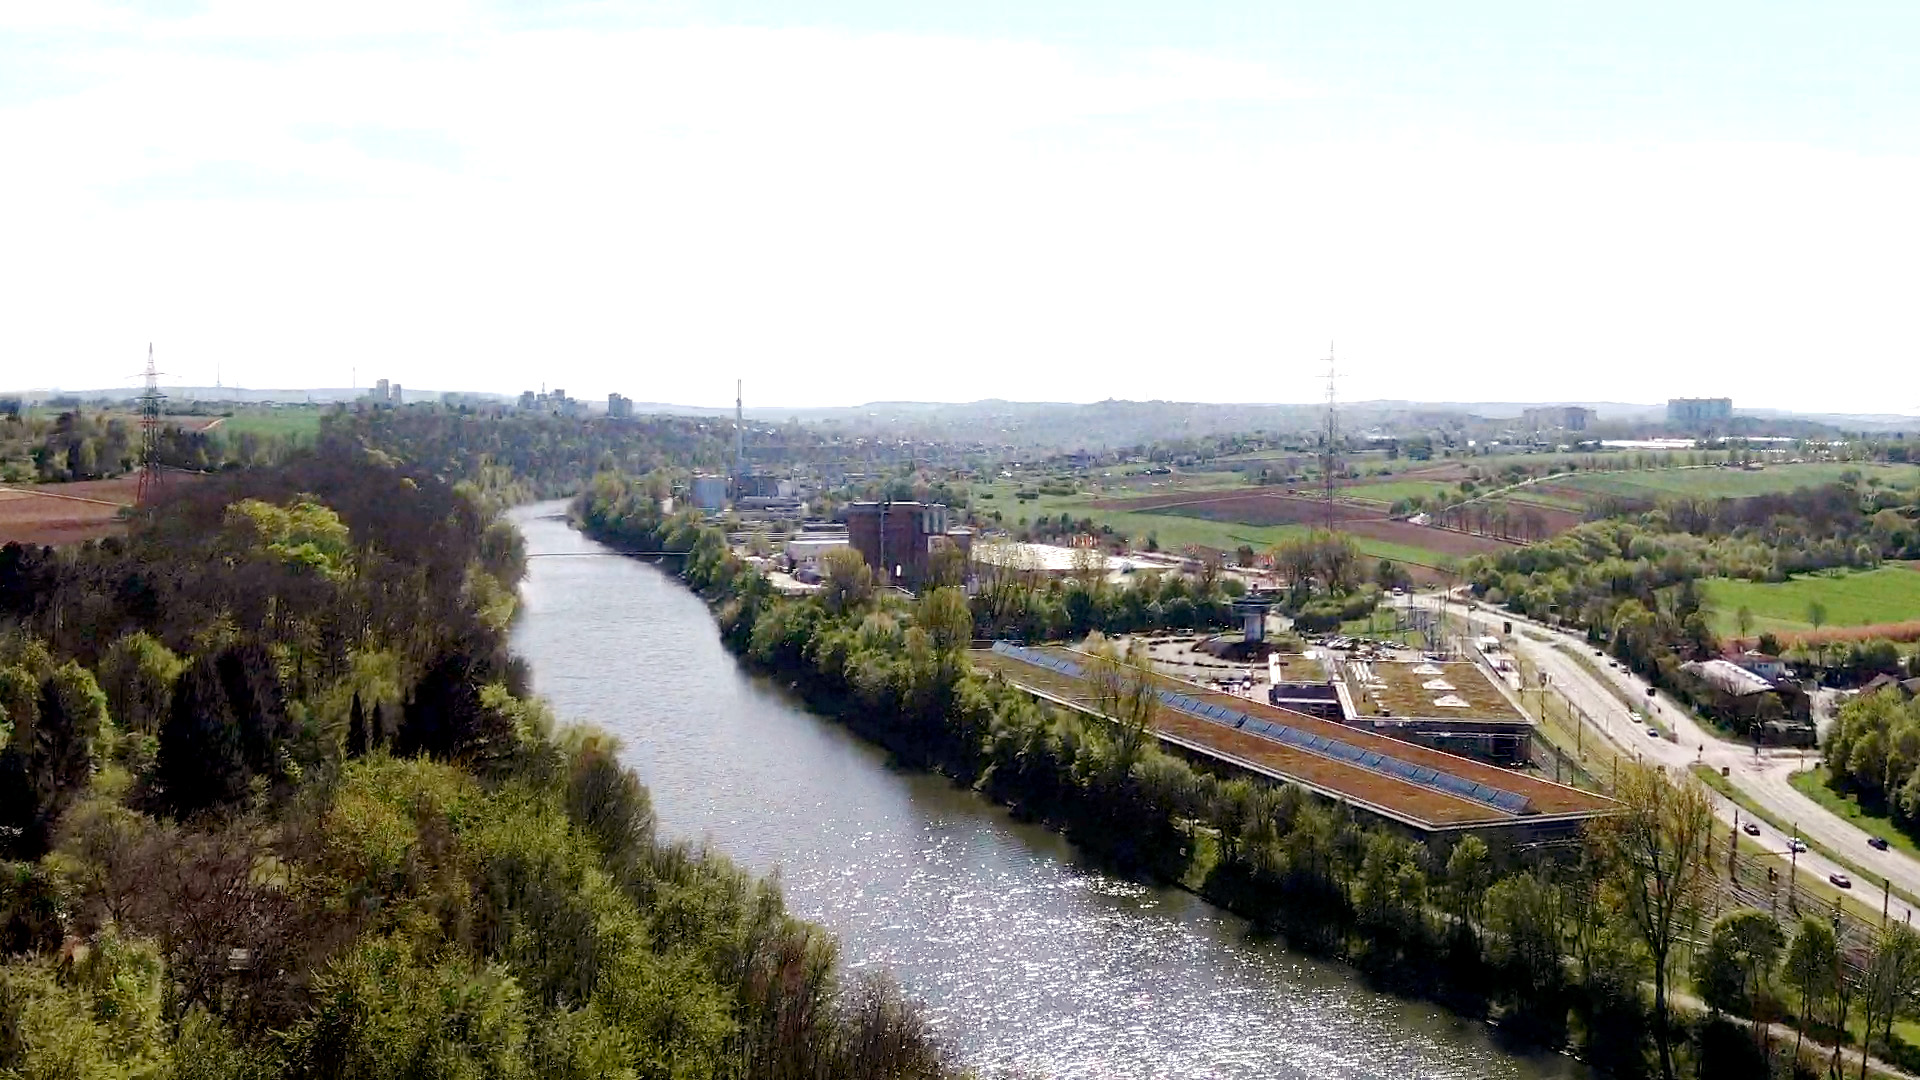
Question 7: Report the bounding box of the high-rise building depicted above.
[375,378,389,400]
[608,392,633,418]
[1667,397,1732,427]
[1520,406,1594,432]
[390,384,402,405]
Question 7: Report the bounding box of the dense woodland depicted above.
[317,408,741,507]
[579,470,1920,1079]
[0,448,952,1078]
[0,409,276,483]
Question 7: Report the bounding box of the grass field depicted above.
[1700,566,1920,637]
[216,408,325,442]
[975,479,1466,568]
[1340,479,1463,505]
[1560,462,1920,501]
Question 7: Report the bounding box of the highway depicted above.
[1396,593,1920,924]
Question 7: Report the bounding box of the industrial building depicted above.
[979,643,1614,837]
[1519,405,1593,432]
[844,501,974,587]
[690,475,728,511]
[1668,397,1732,427]
[968,539,1176,580]
[1337,658,1535,765]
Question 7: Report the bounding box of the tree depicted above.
[0,662,109,857]
[1734,605,1754,643]
[1857,923,1920,1080]
[97,631,185,735]
[1485,870,1566,1034]
[1689,908,1784,1018]
[1808,600,1828,635]
[915,587,974,658]
[1445,834,1493,935]
[155,646,293,816]
[1084,637,1158,778]
[1782,915,1836,1062]
[346,692,369,758]
[820,547,874,615]
[1589,763,1716,1080]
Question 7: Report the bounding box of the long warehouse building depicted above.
[977,642,1615,838]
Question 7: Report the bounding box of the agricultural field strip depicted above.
[979,645,1612,818]
[1559,462,1920,499]
[976,651,1507,826]
[977,480,1471,567]
[0,483,128,507]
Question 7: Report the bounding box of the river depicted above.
[508,503,1587,1080]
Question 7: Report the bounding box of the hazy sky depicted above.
[6,2,1920,411]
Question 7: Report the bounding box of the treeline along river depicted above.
[508,503,1586,1079]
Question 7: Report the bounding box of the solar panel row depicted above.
[987,641,1531,816]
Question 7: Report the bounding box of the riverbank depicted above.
[514,501,1588,1079]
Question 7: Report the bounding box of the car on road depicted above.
[1647,726,1661,738]
[1743,822,1761,836]
[1831,873,1853,889]
[1870,836,1891,851]
[1790,838,1808,853]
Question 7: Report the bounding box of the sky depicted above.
[4,1,1920,412]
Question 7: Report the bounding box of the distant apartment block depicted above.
[1667,397,1732,427]
[1519,406,1593,432]
[608,392,633,418]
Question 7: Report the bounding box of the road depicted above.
[1397,593,1920,924]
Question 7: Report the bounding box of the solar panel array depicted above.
[990,641,1531,816]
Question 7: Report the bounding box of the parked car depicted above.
[1743,822,1761,836]
[1870,836,1891,851]
[1790,838,1808,853]
[1647,726,1661,738]
[1831,873,1853,889]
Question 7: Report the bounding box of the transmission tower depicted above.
[1320,343,1338,534]
[136,344,167,507]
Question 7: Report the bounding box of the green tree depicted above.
[1782,915,1836,1062]
[1734,605,1754,642]
[1689,908,1784,1018]
[820,547,874,615]
[1857,923,1920,1080]
[1084,637,1159,778]
[1590,763,1716,1080]
[97,631,185,736]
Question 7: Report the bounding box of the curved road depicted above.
[1399,594,1920,924]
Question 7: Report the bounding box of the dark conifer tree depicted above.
[346,692,368,758]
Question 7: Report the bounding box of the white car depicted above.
[1789,838,1808,854]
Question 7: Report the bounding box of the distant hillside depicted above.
[8,389,1910,448]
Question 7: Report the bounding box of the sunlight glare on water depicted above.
[509,503,1585,1080]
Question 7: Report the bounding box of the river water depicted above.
[508,503,1586,1080]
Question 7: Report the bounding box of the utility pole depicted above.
[1729,812,1739,878]
[1321,343,1338,534]
[1789,825,1799,911]
[135,344,166,507]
